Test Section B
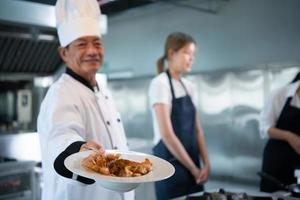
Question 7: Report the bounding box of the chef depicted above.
[260,72,300,192]
[37,0,134,199]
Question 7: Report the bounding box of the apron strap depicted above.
[166,69,176,99]
[179,78,189,95]
[166,69,190,99]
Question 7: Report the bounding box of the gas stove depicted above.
[184,189,300,200]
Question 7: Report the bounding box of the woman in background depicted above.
[148,32,210,200]
[260,72,300,192]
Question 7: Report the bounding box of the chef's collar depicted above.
[65,68,94,91]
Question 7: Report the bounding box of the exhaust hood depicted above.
[0,0,154,80]
[0,0,61,79]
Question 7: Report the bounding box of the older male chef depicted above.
[37,0,134,200]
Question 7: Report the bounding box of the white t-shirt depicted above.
[259,80,300,139]
[148,72,197,145]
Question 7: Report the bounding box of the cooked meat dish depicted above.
[82,151,153,177]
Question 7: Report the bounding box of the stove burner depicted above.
[186,188,273,200]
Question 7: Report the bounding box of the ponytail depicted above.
[156,55,166,74]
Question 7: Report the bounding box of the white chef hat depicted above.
[55,0,107,47]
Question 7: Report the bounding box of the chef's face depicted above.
[169,42,196,74]
[59,36,104,83]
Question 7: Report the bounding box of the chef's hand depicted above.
[287,133,300,155]
[80,140,105,154]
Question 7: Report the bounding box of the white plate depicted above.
[64,150,175,192]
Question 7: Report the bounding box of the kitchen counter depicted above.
[0,132,41,161]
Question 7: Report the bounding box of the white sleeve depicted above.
[148,78,171,107]
[38,87,85,164]
[259,88,286,139]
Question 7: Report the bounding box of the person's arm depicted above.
[153,103,201,182]
[53,140,105,185]
[259,88,284,139]
[261,85,300,154]
[39,88,104,184]
[194,114,210,183]
[268,127,300,155]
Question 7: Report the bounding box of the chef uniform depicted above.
[260,80,300,192]
[149,70,203,200]
[37,0,134,200]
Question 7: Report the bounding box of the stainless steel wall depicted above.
[108,65,300,186]
[109,77,153,139]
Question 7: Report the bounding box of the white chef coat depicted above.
[38,73,134,200]
[259,80,300,139]
[148,72,197,145]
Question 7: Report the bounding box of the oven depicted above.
[0,160,38,200]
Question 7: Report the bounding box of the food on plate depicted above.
[82,151,153,177]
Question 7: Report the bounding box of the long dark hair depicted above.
[291,71,300,83]
[156,32,196,74]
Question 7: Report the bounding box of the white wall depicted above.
[102,0,300,77]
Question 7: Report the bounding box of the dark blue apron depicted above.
[153,70,203,200]
[260,96,300,192]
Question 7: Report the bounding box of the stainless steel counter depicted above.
[0,132,41,161]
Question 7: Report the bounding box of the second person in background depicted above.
[259,72,300,192]
[148,32,210,200]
